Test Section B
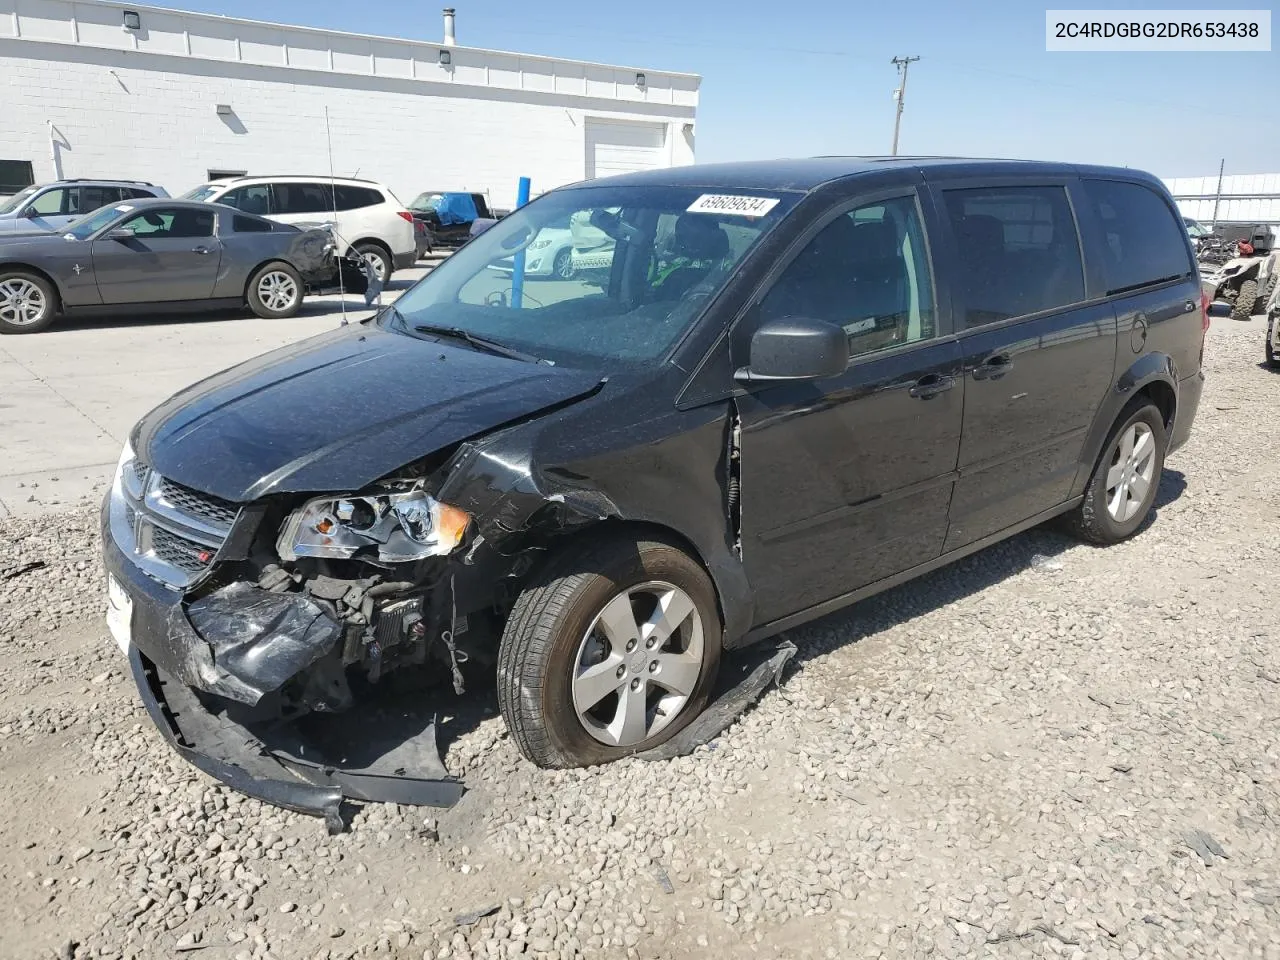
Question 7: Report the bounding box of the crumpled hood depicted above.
[134,322,605,502]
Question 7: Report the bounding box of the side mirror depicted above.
[21,208,38,219]
[734,317,849,383]
[104,228,135,241]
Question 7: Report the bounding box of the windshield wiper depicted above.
[412,322,550,365]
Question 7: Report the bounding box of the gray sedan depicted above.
[0,199,363,334]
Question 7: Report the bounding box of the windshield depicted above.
[63,204,131,240]
[0,186,39,216]
[384,185,795,367]
[1184,218,1209,238]
[180,184,222,202]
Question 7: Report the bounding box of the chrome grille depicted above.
[109,459,240,589]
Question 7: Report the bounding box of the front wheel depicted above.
[552,247,575,280]
[1065,402,1167,544]
[497,536,721,769]
[247,263,303,319]
[0,271,58,334]
[1266,317,1278,368]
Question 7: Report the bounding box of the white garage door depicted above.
[585,119,668,179]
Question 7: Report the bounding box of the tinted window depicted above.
[760,195,935,358]
[233,214,273,233]
[943,186,1085,327]
[71,186,123,214]
[274,182,332,215]
[335,185,383,210]
[1085,179,1193,294]
[123,187,157,200]
[29,188,68,215]
[220,184,271,215]
[119,208,215,238]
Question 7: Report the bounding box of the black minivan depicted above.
[102,158,1206,819]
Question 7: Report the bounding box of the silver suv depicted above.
[0,179,169,235]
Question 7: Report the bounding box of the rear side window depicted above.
[72,185,123,213]
[274,182,332,215]
[1083,179,1193,294]
[334,185,383,210]
[123,187,157,200]
[233,215,273,233]
[942,186,1086,327]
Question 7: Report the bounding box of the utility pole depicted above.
[890,55,920,156]
[1210,157,1225,233]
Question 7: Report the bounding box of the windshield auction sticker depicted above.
[687,195,780,217]
[1046,10,1270,50]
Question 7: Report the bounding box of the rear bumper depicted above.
[1169,369,1205,454]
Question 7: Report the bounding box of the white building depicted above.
[1163,172,1280,230]
[0,0,699,207]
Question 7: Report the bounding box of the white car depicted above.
[490,212,615,279]
[181,176,416,281]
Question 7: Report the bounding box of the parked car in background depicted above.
[0,179,168,235]
[100,158,1206,824]
[0,199,364,334]
[488,211,615,280]
[181,176,415,282]
[1184,217,1210,239]
[408,191,497,248]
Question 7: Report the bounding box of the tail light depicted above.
[397,211,414,223]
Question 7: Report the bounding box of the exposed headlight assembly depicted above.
[277,486,470,563]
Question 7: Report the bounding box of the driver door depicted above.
[91,207,222,304]
[734,191,965,627]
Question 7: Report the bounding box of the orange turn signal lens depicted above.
[435,502,471,547]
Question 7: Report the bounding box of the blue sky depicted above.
[150,0,1276,178]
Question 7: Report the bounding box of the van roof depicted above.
[567,157,1164,194]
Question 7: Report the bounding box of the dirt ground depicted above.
[1,313,1278,960]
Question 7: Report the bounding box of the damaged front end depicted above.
[103,446,484,832]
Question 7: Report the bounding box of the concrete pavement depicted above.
[0,266,431,517]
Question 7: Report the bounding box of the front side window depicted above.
[118,208,215,239]
[759,195,936,357]
[1085,179,1194,294]
[28,188,67,216]
[384,186,796,367]
[219,184,271,216]
[943,185,1086,326]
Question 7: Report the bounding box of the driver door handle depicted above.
[908,373,955,400]
[972,353,1014,381]
[192,245,212,255]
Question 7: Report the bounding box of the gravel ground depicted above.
[1,316,1278,960]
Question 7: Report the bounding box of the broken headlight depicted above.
[277,488,470,563]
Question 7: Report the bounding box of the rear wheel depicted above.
[1231,279,1258,321]
[497,536,721,769]
[1266,317,1278,368]
[0,271,58,334]
[355,243,392,283]
[1065,402,1167,544]
[246,263,302,319]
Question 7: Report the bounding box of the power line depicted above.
[890,56,920,156]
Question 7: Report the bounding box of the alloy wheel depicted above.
[361,251,388,281]
[1105,422,1156,522]
[257,271,298,312]
[571,580,704,748]
[0,278,47,327]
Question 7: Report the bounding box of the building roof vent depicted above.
[443,7,456,46]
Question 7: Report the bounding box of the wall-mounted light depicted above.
[122,9,141,30]
[635,72,646,88]
[215,103,233,116]
[438,49,451,65]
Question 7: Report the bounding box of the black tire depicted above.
[1230,279,1258,321]
[0,270,58,334]
[497,535,722,769]
[354,242,393,283]
[1065,401,1167,545]
[246,262,303,319]
[1266,317,1278,369]
[1261,275,1277,314]
[552,247,574,280]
